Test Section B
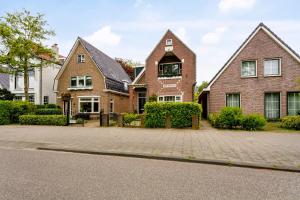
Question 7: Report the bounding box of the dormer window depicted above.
[77,54,85,63]
[166,39,173,46]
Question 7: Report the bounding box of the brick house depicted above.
[54,37,131,118]
[129,30,196,113]
[199,23,300,120]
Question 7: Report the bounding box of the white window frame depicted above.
[241,60,257,78]
[225,93,241,108]
[287,92,300,116]
[166,39,173,46]
[264,58,281,77]
[69,76,92,89]
[78,96,100,113]
[157,95,182,102]
[77,54,85,63]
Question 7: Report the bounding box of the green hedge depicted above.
[209,107,266,130]
[36,104,59,109]
[123,113,140,126]
[35,108,62,115]
[144,102,202,128]
[281,116,300,130]
[0,100,36,125]
[19,115,67,126]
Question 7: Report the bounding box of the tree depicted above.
[194,81,208,102]
[115,58,137,81]
[0,88,15,100]
[0,9,55,101]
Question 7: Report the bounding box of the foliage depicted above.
[35,108,62,115]
[208,113,220,128]
[194,81,208,102]
[19,115,67,126]
[215,107,243,129]
[0,9,55,101]
[36,104,59,109]
[115,58,135,81]
[0,88,15,100]
[123,113,140,126]
[0,100,35,124]
[76,118,84,124]
[281,116,300,130]
[241,114,266,130]
[144,102,202,128]
[148,94,157,102]
[74,113,90,120]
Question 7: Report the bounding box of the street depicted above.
[0,148,299,200]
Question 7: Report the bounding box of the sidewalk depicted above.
[0,125,299,171]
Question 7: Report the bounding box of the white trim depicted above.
[240,60,258,78]
[103,89,129,96]
[68,87,93,91]
[205,24,300,91]
[158,76,182,80]
[137,92,146,114]
[78,96,100,114]
[225,93,241,108]
[131,68,145,85]
[157,95,182,102]
[263,58,282,77]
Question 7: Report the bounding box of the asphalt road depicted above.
[0,148,299,200]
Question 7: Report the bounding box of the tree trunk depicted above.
[23,63,29,101]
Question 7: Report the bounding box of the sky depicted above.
[1,0,300,84]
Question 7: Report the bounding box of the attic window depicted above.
[77,54,85,63]
[123,81,128,91]
[166,39,173,46]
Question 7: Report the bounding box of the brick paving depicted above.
[0,124,299,170]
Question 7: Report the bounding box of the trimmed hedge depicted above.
[19,115,67,126]
[144,102,202,128]
[209,107,266,130]
[123,113,140,126]
[281,116,300,130]
[36,104,59,109]
[0,100,36,125]
[35,108,62,115]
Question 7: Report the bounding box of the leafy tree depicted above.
[0,88,15,100]
[115,58,140,81]
[194,81,208,102]
[0,9,55,101]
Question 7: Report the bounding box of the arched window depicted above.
[158,53,182,77]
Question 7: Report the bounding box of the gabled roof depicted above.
[54,37,131,93]
[0,73,9,89]
[204,23,300,91]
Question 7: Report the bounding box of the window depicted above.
[123,81,128,91]
[287,92,300,116]
[77,54,85,63]
[29,95,35,103]
[264,59,280,76]
[70,76,92,88]
[28,70,35,89]
[43,96,49,105]
[265,93,280,119]
[226,93,240,107]
[14,96,22,101]
[79,97,99,113]
[166,39,173,46]
[241,61,256,77]
[158,96,182,102]
[158,63,182,77]
[109,99,114,113]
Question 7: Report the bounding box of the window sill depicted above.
[264,75,282,77]
[68,87,93,90]
[158,76,182,80]
[240,76,257,79]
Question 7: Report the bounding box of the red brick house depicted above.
[199,23,300,120]
[129,30,196,113]
[54,37,132,118]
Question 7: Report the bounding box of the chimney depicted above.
[51,43,59,61]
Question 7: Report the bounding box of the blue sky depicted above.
[1,0,300,84]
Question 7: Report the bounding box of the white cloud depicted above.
[174,27,188,43]
[84,26,121,48]
[219,0,256,13]
[201,27,228,45]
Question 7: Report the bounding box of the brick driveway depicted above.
[0,124,299,170]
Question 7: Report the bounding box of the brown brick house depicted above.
[54,37,131,118]
[129,30,196,113]
[199,23,300,120]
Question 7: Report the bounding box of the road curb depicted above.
[37,147,300,173]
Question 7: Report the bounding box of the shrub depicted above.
[45,104,57,108]
[208,113,220,128]
[35,108,62,115]
[148,94,157,102]
[144,102,202,128]
[216,107,243,129]
[0,101,11,125]
[241,114,266,130]
[281,116,300,130]
[76,118,84,124]
[19,115,67,126]
[123,113,140,126]
[74,113,90,120]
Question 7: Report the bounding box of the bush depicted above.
[0,101,11,125]
[208,113,220,128]
[281,116,300,130]
[144,102,202,128]
[123,113,140,126]
[241,114,266,130]
[76,118,84,124]
[216,107,243,129]
[19,115,67,126]
[36,104,59,109]
[74,113,90,120]
[35,108,62,115]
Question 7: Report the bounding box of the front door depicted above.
[63,100,72,116]
[138,92,146,114]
